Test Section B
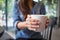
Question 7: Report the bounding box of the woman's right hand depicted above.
[25,15,40,31]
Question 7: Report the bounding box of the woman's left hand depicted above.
[45,18,50,29]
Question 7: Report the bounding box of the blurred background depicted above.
[0,0,60,40]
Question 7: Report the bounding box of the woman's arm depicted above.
[13,0,31,30]
[13,0,40,31]
[13,0,26,30]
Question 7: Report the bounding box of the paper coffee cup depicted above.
[28,15,48,32]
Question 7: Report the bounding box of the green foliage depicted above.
[0,0,5,10]
[42,0,56,16]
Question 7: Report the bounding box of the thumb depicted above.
[27,15,31,18]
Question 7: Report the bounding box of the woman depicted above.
[13,0,48,39]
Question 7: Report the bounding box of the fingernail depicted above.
[34,29,36,31]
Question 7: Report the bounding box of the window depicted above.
[0,0,5,27]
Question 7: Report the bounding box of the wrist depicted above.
[17,21,29,29]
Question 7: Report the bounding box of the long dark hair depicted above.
[18,0,33,19]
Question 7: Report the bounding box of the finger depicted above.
[27,15,31,18]
[26,21,40,25]
[31,25,40,28]
[26,18,31,22]
[31,22,40,25]
[28,28,36,31]
[30,19,39,22]
[47,19,49,22]
[45,18,49,29]
[45,23,49,26]
[26,15,31,21]
[45,23,49,29]
[45,19,49,26]
[26,18,30,21]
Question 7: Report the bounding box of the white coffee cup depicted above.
[28,15,48,32]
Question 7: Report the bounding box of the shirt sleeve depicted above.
[13,0,21,30]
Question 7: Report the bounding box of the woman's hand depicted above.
[26,15,40,31]
[45,17,50,29]
[17,16,40,30]
[17,15,49,31]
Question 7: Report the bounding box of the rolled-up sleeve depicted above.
[13,0,21,30]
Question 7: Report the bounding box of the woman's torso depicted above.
[15,0,45,39]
